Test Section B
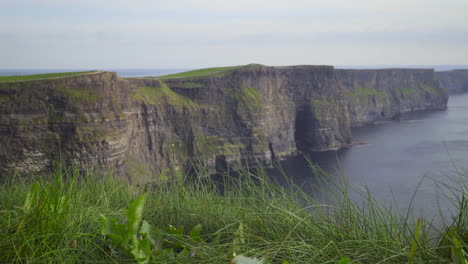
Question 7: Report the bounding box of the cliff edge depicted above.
[0,65,448,179]
[436,70,468,94]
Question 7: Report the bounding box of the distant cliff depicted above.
[337,69,447,126]
[436,70,468,94]
[0,65,448,178]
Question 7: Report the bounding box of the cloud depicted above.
[2,0,467,34]
[0,0,467,68]
[4,0,468,14]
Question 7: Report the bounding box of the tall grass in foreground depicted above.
[0,164,467,263]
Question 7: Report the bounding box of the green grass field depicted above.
[0,71,95,82]
[158,66,239,79]
[0,163,467,263]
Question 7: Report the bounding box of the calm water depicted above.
[270,93,468,217]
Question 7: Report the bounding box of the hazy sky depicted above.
[1,0,467,69]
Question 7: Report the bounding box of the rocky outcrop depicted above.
[0,72,133,173]
[0,65,448,179]
[436,70,468,94]
[125,65,351,179]
[337,69,447,126]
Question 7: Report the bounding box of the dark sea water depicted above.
[270,93,468,218]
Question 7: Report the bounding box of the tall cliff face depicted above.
[336,69,448,126]
[0,65,448,178]
[436,70,468,94]
[0,72,133,173]
[126,65,351,178]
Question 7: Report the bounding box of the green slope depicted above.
[157,66,239,79]
[0,71,96,82]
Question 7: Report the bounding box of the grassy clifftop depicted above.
[0,71,97,82]
[0,66,450,177]
[157,66,240,79]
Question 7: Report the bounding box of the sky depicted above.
[0,0,467,69]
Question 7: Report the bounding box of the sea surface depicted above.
[269,93,468,219]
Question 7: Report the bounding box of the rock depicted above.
[336,69,448,126]
[0,65,449,179]
[436,70,468,94]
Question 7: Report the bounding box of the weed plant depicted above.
[0,163,467,263]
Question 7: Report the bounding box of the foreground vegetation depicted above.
[0,71,95,82]
[0,163,467,263]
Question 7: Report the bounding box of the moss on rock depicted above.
[54,86,100,103]
[131,82,197,109]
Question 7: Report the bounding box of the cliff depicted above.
[336,69,447,126]
[0,65,448,179]
[436,70,468,94]
[0,72,133,173]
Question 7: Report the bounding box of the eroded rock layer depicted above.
[336,69,447,126]
[436,70,468,94]
[0,65,448,178]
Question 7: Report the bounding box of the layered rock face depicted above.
[436,70,468,94]
[125,65,351,178]
[0,65,448,178]
[0,72,133,173]
[336,69,447,126]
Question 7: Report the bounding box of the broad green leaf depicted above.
[231,255,265,264]
[165,224,185,235]
[126,193,148,238]
[131,246,149,264]
[130,237,150,264]
[189,224,203,241]
[140,220,152,236]
[139,238,153,258]
[140,220,157,246]
[100,214,127,247]
[109,223,128,248]
[99,214,111,236]
[338,257,350,264]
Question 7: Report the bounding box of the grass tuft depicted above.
[0,163,467,263]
